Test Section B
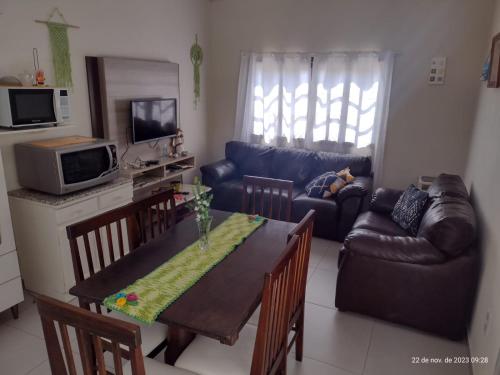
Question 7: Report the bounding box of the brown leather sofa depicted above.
[335,174,478,340]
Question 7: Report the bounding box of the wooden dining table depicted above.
[69,209,296,365]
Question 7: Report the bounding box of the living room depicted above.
[0,0,498,375]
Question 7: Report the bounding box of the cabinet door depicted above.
[0,152,15,256]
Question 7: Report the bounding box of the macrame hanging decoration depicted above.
[190,34,203,108]
[35,8,78,88]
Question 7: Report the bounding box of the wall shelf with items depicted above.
[0,124,76,136]
[120,153,195,200]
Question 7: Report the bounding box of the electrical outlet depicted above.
[483,310,491,335]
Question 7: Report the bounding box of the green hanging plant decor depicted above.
[35,8,77,88]
[47,22,73,88]
[190,34,203,108]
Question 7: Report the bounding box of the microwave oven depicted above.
[0,87,70,128]
[15,137,119,195]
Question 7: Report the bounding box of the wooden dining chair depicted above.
[35,294,197,375]
[242,175,294,222]
[66,189,176,356]
[66,189,177,290]
[286,209,315,361]
[175,235,301,375]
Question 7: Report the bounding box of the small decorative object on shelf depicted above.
[33,48,46,86]
[189,177,213,251]
[169,128,185,157]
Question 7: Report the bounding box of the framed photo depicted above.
[488,33,500,88]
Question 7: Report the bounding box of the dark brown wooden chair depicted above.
[242,175,293,222]
[286,209,315,361]
[35,294,197,375]
[66,189,176,356]
[175,235,301,375]
[67,189,177,291]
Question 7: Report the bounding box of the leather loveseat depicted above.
[201,141,373,241]
[335,174,478,340]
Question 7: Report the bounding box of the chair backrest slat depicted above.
[112,341,124,375]
[92,335,107,375]
[287,210,315,321]
[94,230,105,270]
[251,234,300,375]
[105,224,115,262]
[242,175,293,222]
[36,294,146,375]
[82,234,94,276]
[117,221,125,258]
[58,321,78,375]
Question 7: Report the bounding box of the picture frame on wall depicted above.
[488,33,500,88]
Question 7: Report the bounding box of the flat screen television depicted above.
[131,98,177,144]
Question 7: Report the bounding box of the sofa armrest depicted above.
[369,187,404,214]
[336,176,371,203]
[344,229,446,265]
[334,176,372,241]
[200,159,238,188]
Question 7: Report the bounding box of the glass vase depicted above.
[197,216,212,251]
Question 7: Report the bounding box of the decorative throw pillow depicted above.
[391,185,429,236]
[305,172,346,199]
[337,167,355,183]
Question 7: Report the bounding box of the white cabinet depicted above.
[9,179,133,301]
[0,152,23,317]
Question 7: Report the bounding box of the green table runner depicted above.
[103,213,266,324]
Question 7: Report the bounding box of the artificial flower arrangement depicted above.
[111,292,139,307]
[188,177,214,250]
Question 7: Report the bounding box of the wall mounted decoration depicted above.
[190,34,203,108]
[488,33,500,88]
[35,8,79,88]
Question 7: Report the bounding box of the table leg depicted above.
[164,327,196,365]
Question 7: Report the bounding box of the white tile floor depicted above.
[0,238,472,375]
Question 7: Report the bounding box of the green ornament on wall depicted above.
[190,34,203,108]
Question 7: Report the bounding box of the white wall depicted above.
[0,0,209,190]
[465,1,500,373]
[206,0,493,189]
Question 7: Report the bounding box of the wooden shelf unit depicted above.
[120,154,195,199]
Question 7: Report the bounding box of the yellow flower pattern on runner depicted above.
[103,213,266,324]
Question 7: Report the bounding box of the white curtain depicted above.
[235,51,395,185]
[235,53,311,145]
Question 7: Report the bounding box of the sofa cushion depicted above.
[427,174,469,200]
[313,151,372,178]
[305,171,346,199]
[225,141,274,177]
[391,185,429,236]
[292,193,338,238]
[353,211,409,237]
[417,196,476,256]
[270,147,315,185]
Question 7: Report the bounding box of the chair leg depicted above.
[10,305,19,320]
[295,308,304,362]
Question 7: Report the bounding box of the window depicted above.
[236,52,391,153]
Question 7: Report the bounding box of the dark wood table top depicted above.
[69,210,296,345]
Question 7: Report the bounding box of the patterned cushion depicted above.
[305,171,346,199]
[391,185,429,236]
